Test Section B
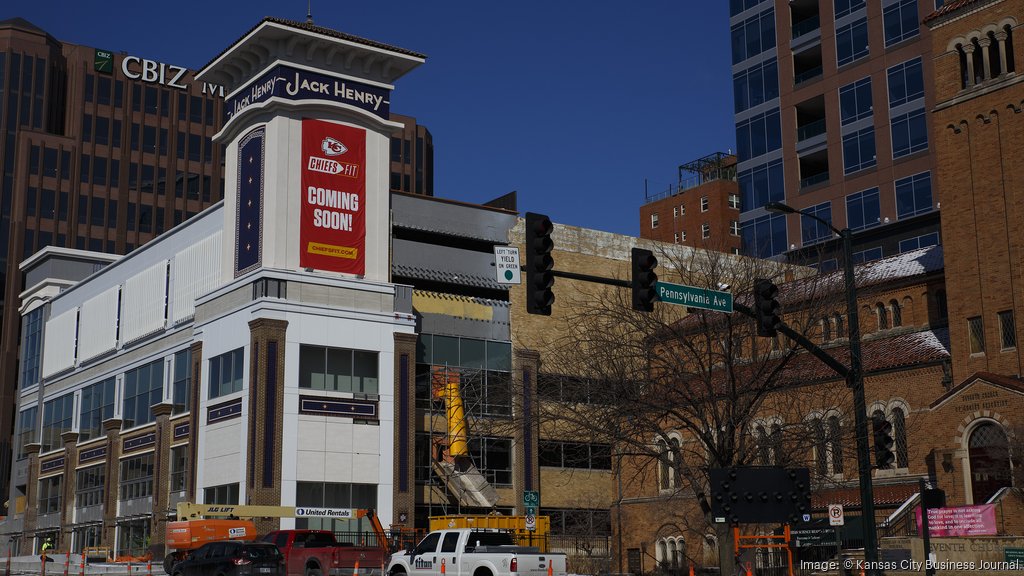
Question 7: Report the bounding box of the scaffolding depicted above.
[421,364,509,518]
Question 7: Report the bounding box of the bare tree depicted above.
[527,244,854,575]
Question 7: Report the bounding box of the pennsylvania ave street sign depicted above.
[656,281,733,313]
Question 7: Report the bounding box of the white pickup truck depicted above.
[386,529,566,576]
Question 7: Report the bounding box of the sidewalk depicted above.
[3,555,163,575]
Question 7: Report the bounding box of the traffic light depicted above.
[753,278,781,337]
[873,414,896,469]
[525,212,555,315]
[631,248,659,312]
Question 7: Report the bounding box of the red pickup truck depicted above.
[262,530,388,576]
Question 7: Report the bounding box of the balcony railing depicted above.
[792,14,821,38]
[795,65,824,85]
[800,172,830,188]
[797,118,827,142]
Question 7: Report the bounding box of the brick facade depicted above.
[393,332,418,528]
[246,318,288,536]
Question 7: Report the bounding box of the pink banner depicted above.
[915,504,997,536]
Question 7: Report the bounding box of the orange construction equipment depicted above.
[165,519,257,551]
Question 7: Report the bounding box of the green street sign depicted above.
[94,49,113,73]
[656,281,733,313]
[523,490,539,506]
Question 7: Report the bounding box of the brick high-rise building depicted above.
[0,17,226,504]
[639,152,742,254]
[925,1,1024,384]
[731,0,942,267]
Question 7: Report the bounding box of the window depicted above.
[999,311,1017,349]
[468,437,513,486]
[853,247,883,263]
[209,348,245,399]
[884,0,919,47]
[42,394,74,453]
[877,303,890,330]
[731,8,777,64]
[899,232,940,253]
[700,196,710,212]
[835,0,866,18]
[836,19,869,66]
[835,314,846,339]
[681,231,687,242]
[680,205,686,216]
[120,453,154,501]
[15,406,38,460]
[204,483,239,505]
[731,221,741,236]
[891,109,928,158]
[416,337,512,417]
[651,213,659,229]
[741,213,787,258]
[839,77,873,125]
[842,127,876,174]
[730,0,770,17]
[729,194,741,209]
[673,233,679,243]
[895,172,933,218]
[122,360,164,429]
[846,188,880,231]
[969,316,986,354]
[702,223,711,239]
[891,299,903,327]
[733,58,779,113]
[656,437,682,490]
[673,207,678,218]
[755,424,782,466]
[117,518,150,559]
[20,308,43,388]
[887,58,925,107]
[801,202,833,244]
[80,377,115,442]
[39,476,62,515]
[299,345,378,394]
[892,407,908,468]
[295,482,378,534]
[543,509,611,536]
[170,445,188,493]
[76,465,105,508]
[539,442,612,470]
[738,160,784,213]
[173,349,191,414]
[811,416,843,476]
[735,109,782,162]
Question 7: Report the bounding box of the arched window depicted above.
[968,422,1012,503]
[936,289,948,321]
[756,425,770,465]
[877,303,889,330]
[1005,25,1016,73]
[958,43,970,88]
[656,438,670,490]
[835,314,846,339]
[828,416,844,474]
[669,438,682,487]
[988,31,1002,77]
[811,419,827,476]
[892,407,908,468]
[658,540,669,569]
[890,299,902,327]
[822,317,832,343]
[770,423,783,466]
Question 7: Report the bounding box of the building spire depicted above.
[306,0,313,24]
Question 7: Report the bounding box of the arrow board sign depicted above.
[495,246,521,285]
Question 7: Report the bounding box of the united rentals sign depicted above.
[226,64,390,121]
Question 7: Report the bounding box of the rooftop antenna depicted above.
[306,0,313,24]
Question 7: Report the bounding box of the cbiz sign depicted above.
[113,54,225,97]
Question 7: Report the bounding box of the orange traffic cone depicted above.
[547,560,553,576]
[63,554,69,576]
[147,559,152,576]
[79,552,85,576]
[353,561,359,576]
[441,559,446,575]
[689,567,695,576]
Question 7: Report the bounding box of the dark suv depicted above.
[172,541,284,576]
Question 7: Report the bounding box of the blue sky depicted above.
[13,1,736,236]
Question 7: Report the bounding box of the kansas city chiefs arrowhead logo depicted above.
[321,137,347,156]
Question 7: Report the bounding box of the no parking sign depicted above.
[828,504,845,526]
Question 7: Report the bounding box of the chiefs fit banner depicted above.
[300,119,366,275]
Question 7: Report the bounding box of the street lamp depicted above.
[765,201,878,572]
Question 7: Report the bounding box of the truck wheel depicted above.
[473,569,493,576]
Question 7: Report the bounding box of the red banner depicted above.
[300,119,366,274]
